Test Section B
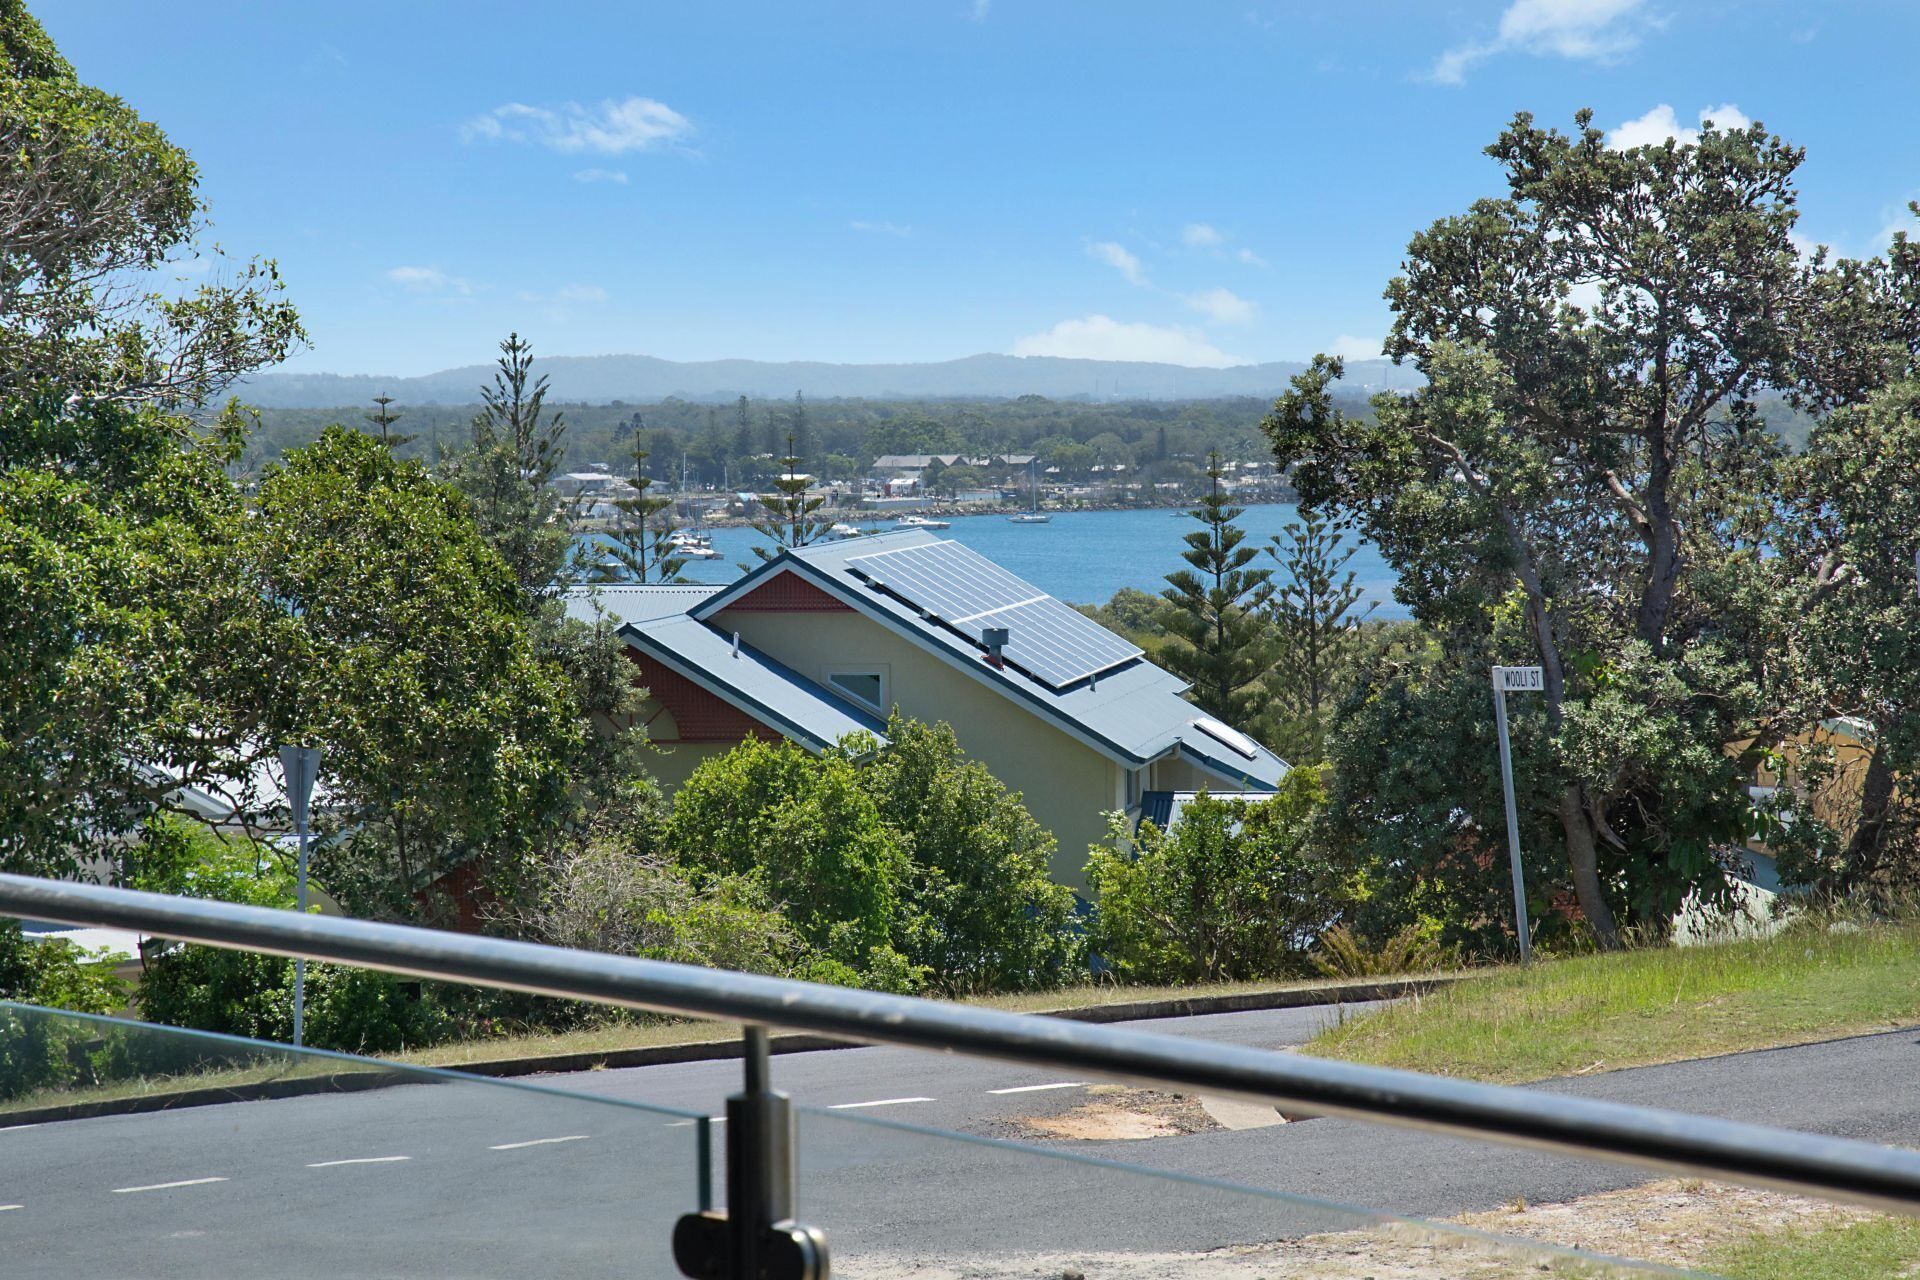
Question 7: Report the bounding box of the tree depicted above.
[254,427,582,920]
[1265,111,1849,948]
[1157,454,1273,725]
[663,738,921,990]
[0,0,302,406]
[749,436,831,562]
[1771,379,1920,891]
[601,441,686,583]
[1085,770,1336,982]
[0,396,291,875]
[1261,508,1376,762]
[860,718,1081,994]
[441,333,572,601]
[365,394,412,448]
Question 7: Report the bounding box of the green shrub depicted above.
[1086,770,1339,982]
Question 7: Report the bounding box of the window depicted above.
[825,666,889,713]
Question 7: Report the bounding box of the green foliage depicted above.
[597,439,686,584]
[253,427,583,919]
[661,720,1084,995]
[0,922,127,1014]
[1309,923,1454,979]
[130,819,447,1053]
[1263,109,1855,947]
[0,397,288,874]
[439,333,575,602]
[0,0,302,407]
[864,717,1083,994]
[1085,771,1336,983]
[664,737,918,988]
[1157,455,1273,725]
[1260,507,1376,763]
[1771,379,1920,891]
[749,440,833,562]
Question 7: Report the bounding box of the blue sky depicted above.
[41,1,1920,376]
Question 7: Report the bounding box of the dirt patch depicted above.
[833,1178,1883,1278]
[996,1085,1220,1142]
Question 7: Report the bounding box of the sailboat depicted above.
[1009,455,1051,524]
[669,454,724,558]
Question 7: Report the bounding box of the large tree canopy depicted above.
[1265,110,1899,948]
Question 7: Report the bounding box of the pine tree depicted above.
[366,394,413,448]
[790,390,811,466]
[1158,454,1274,725]
[750,435,831,562]
[440,333,572,599]
[600,441,686,584]
[1260,508,1376,762]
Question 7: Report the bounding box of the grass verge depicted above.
[1306,920,1920,1084]
[1705,1218,1920,1279]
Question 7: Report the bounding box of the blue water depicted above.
[636,504,1406,616]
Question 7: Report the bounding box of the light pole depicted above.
[278,745,322,1047]
[1492,665,1544,965]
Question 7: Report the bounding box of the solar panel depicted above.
[845,540,1142,688]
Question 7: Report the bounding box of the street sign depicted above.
[278,744,322,1047]
[1490,667,1541,965]
[279,746,321,833]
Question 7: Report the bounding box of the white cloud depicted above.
[1328,334,1384,361]
[1011,316,1247,368]
[1088,240,1148,286]
[385,265,472,295]
[1430,0,1650,86]
[851,219,912,237]
[1182,222,1224,247]
[572,167,629,184]
[1607,102,1752,150]
[1236,246,1269,268]
[1182,287,1258,325]
[967,0,990,19]
[463,96,693,154]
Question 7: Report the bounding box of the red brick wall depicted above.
[727,571,851,612]
[623,648,778,744]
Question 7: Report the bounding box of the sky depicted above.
[39,1,1920,377]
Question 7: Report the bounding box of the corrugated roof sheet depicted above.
[564,584,725,628]
[624,614,890,753]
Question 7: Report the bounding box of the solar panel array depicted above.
[845,540,1142,689]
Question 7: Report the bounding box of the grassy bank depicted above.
[1307,920,1920,1084]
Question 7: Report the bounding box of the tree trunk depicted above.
[1559,784,1622,949]
[1843,742,1896,890]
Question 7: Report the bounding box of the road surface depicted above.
[3,1004,1915,1278]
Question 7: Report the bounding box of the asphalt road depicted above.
[4,1005,1917,1278]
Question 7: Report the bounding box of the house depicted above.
[567,529,1287,885]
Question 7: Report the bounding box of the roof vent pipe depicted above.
[981,626,1009,669]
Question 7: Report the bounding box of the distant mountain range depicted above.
[241,352,1421,408]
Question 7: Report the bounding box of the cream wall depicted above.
[716,607,1121,886]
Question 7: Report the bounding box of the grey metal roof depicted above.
[622,614,890,754]
[564,584,725,629]
[693,529,1287,789]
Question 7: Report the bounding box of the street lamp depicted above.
[278,745,322,1047]
[1492,665,1544,965]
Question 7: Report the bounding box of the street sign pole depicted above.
[279,745,322,1048]
[1491,666,1543,966]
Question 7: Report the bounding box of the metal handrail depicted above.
[6,871,1920,1215]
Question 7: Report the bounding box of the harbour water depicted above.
[605,504,1406,617]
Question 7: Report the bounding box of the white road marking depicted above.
[307,1156,411,1168]
[664,1116,728,1128]
[827,1096,934,1110]
[489,1135,589,1150]
[987,1081,1088,1095]
[0,1204,21,1211]
[112,1177,227,1194]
